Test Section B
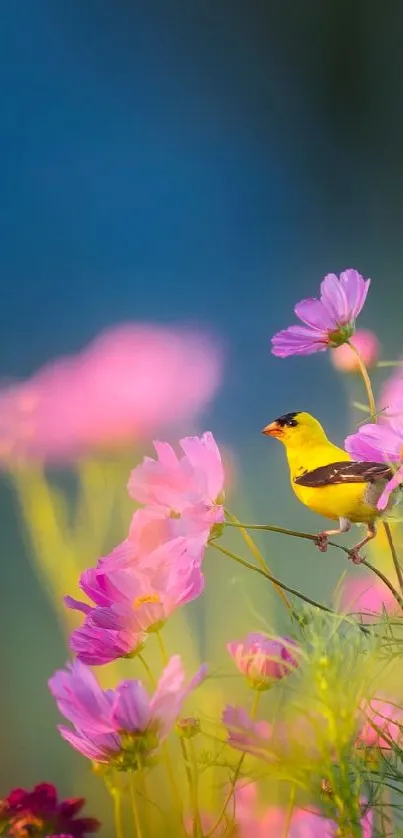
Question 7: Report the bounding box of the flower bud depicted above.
[177,716,201,739]
[227,633,298,691]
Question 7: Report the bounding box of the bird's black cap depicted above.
[275,412,300,427]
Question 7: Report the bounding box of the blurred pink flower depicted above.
[66,537,204,665]
[358,698,403,750]
[0,324,222,463]
[127,432,225,541]
[331,329,379,373]
[234,782,372,838]
[227,633,298,689]
[49,656,206,765]
[340,576,397,620]
[271,269,370,358]
[380,362,403,412]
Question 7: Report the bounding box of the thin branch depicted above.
[211,541,336,615]
[383,521,403,594]
[361,558,403,611]
[224,509,293,614]
[224,521,403,612]
[224,520,352,554]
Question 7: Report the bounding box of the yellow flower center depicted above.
[133,594,161,609]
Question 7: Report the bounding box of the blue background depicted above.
[1,0,403,827]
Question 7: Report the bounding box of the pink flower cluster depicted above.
[66,432,224,665]
[50,432,224,763]
[0,323,222,463]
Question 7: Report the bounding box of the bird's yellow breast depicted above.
[286,442,379,524]
[291,479,377,523]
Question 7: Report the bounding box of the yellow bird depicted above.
[262,411,395,563]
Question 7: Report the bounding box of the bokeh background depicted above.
[1,0,403,830]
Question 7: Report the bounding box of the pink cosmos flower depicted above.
[345,404,403,510]
[127,432,225,540]
[271,269,370,358]
[358,698,403,750]
[66,537,204,665]
[48,656,206,766]
[340,576,397,620]
[227,633,298,689]
[331,329,379,373]
[0,324,222,464]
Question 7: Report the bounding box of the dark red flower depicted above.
[0,783,100,837]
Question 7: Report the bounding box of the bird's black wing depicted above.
[294,461,394,487]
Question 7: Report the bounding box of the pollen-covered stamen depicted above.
[133,593,161,609]
[132,593,165,632]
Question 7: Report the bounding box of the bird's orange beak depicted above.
[261,421,283,438]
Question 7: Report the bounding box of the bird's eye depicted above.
[286,418,298,427]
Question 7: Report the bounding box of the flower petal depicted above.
[320,273,350,323]
[339,269,371,320]
[377,465,403,511]
[111,680,151,731]
[58,726,119,761]
[271,327,328,358]
[345,424,402,463]
[294,298,335,331]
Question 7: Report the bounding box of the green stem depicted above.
[346,339,376,417]
[129,774,144,838]
[282,783,296,838]
[376,360,403,367]
[112,789,124,838]
[138,652,157,688]
[156,631,168,665]
[211,541,335,615]
[155,632,184,826]
[361,558,403,610]
[180,738,198,836]
[224,519,353,548]
[189,738,202,838]
[222,522,403,611]
[225,509,293,614]
[206,694,261,837]
[382,521,403,593]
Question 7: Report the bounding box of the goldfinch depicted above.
[262,411,395,563]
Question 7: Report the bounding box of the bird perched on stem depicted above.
[262,411,397,563]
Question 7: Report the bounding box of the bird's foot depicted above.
[314,532,329,553]
[348,547,365,565]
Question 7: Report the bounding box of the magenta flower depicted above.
[0,324,222,464]
[227,633,298,690]
[0,783,99,838]
[358,698,403,750]
[127,433,225,541]
[345,407,403,510]
[49,656,206,767]
[271,269,370,358]
[66,537,204,665]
